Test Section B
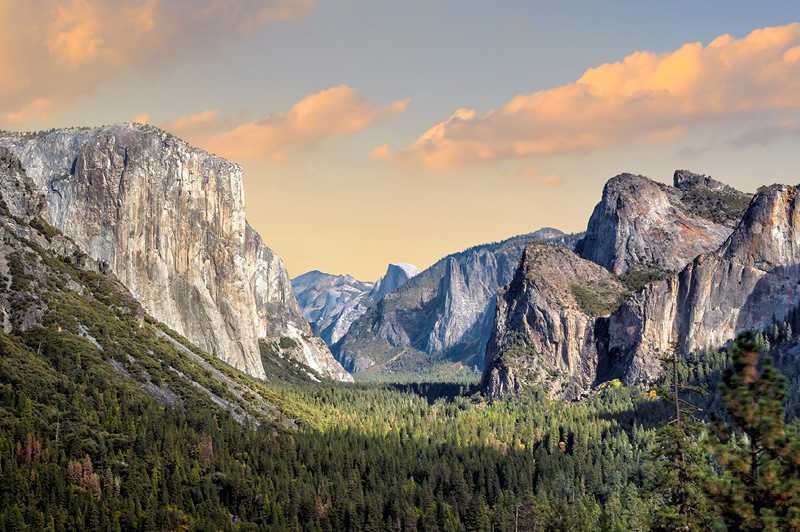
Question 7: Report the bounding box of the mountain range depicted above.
[330,228,581,377]
[3,122,799,403]
[481,171,800,400]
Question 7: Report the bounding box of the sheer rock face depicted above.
[481,244,626,400]
[371,263,422,302]
[334,229,580,375]
[334,235,538,374]
[576,171,751,274]
[599,185,800,384]
[0,147,45,221]
[0,124,351,382]
[479,171,772,399]
[0,147,114,333]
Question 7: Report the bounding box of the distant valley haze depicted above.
[1,1,799,280]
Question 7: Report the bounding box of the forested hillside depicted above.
[4,315,800,531]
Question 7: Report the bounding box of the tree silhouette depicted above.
[648,341,712,532]
[708,331,800,531]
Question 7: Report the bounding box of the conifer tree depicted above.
[708,331,800,531]
[648,342,712,532]
[464,494,491,532]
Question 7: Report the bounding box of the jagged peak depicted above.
[673,169,731,192]
[604,172,664,189]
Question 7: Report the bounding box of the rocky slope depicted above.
[292,271,375,344]
[334,229,581,376]
[575,170,751,274]
[292,262,420,346]
[598,184,800,385]
[481,243,627,399]
[0,124,351,382]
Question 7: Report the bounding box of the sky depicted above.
[2,1,799,281]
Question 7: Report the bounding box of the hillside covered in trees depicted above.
[3,309,800,531]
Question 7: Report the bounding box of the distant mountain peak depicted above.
[390,262,422,277]
[291,261,420,346]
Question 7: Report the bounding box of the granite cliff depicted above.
[479,171,786,399]
[292,262,420,346]
[575,171,750,274]
[598,184,800,385]
[334,229,581,376]
[0,146,300,427]
[0,124,351,382]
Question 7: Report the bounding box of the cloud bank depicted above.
[0,0,315,127]
[374,23,800,169]
[158,85,408,160]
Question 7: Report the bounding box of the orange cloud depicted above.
[514,167,562,185]
[537,174,562,185]
[196,0,315,29]
[44,0,104,68]
[0,0,316,128]
[131,113,150,125]
[377,23,800,169]
[159,109,229,146]
[5,98,55,126]
[160,86,408,160]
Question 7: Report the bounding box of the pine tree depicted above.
[708,331,800,531]
[647,342,712,532]
[464,495,491,532]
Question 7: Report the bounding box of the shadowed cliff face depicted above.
[0,124,351,382]
[481,243,626,400]
[576,171,751,274]
[599,185,800,385]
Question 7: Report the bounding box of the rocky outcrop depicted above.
[0,124,351,382]
[598,185,800,385]
[576,171,751,274]
[334,229,579,375]
[292,271,375,345]
[478,172,782,399]
[0,151,299,427]
[292,262,420,346]
[481,243,627,400]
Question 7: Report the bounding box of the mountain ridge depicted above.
[575,170,751,274]
[481,172,800,399]
[291,262,423,347]
[333,228,583,377]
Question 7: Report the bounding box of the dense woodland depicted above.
[3,313,800,531]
